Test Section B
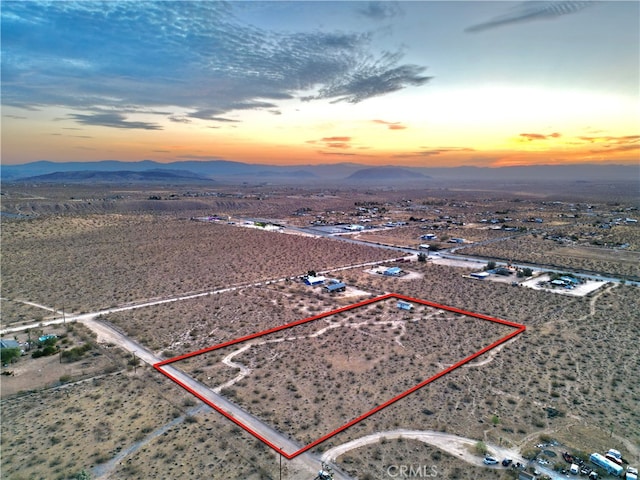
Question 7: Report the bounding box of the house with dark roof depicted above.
[325,281,346,293]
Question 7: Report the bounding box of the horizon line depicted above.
[2,159,638,169]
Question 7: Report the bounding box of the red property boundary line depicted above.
[153,293,525,459]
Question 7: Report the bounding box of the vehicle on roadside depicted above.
[502,458,513,467]
[484,456,499,465]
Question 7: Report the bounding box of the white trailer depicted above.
[590,453,624,477]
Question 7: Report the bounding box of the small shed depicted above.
[397,301,413,311]
[383,266,402,276]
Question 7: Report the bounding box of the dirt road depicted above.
[2,297,353,478]
[321,429,526,467]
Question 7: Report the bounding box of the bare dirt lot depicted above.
[174,294,517,446]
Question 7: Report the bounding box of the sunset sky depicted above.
[2,1,639,167]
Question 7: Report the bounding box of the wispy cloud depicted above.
[1,2,430,129]
[589,144,640,154]
[577,134,640,155]
[578,134,640,144]
[519,132,561,141]
[395,147,475,158]
[308,136,353,149]
[466,1,594,33]
[318,151,358,157]
[358,2,402,21]
[68,113,162,130]
[302,51,431,104]
[169,116,192,124]
[373,119,407,130]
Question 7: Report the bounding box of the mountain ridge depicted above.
[1,159,637,184]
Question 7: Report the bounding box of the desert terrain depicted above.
[1,181,638,480]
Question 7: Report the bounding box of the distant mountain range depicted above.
[13,169,215,184]
[1,159,637,184]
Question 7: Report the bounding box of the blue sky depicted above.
[2,1,638,166]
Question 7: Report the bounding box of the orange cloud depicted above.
[373,119,407,130]
[307,136,353,149]
[578,134,640,144]
[321,136,351,142]
[573,134,640,155]
[589,144,640,154]
[519,132,561,141]
[394,147,475,158]
[318,150,357,156]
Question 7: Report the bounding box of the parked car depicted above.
[484,456,499,465]
[502,459,513,467]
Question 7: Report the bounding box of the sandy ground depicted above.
[430,256,487,269]
[341,286,372,298]
[520,274,607,297]
[0,353,96,397]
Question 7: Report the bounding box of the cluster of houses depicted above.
[302,274,346,293]
[0,334,59,361]
[301,263,409,294]
[548,275,582,290]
